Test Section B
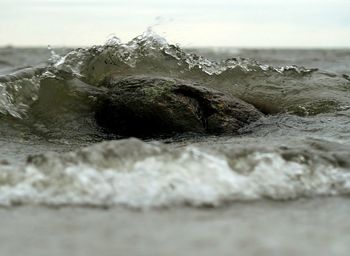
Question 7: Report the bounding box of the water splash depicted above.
[0,30,349,119]
[49,29,316,84]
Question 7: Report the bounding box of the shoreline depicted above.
[1,197,349,256]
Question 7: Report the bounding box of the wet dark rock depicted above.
[95,76,263,138]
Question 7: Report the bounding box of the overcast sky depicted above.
[0,0,349,47]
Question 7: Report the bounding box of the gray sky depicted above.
[0,0,349,47]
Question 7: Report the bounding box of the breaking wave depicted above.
[0,31,349,208]
[0,138,349,208]
[0,29,349,124]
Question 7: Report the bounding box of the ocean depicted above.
[0,31,350,255]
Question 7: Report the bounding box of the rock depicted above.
[95,75,263,138]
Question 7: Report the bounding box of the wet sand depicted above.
[0,197,349,256]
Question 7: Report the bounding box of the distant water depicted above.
[0,31,350,208]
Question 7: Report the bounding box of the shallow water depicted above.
[1,197,350,256]
[0,32,349,208]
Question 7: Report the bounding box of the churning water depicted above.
[0,30,350,208]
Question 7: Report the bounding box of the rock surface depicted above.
[95,76,263,137]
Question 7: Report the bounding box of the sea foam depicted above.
[0,138,349,208]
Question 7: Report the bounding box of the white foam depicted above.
[0,139,349,208]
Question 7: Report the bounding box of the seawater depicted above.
[0,31,350,208]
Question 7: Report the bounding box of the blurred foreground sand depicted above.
[0,197,349,256]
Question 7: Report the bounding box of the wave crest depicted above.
[0,30,349,121]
